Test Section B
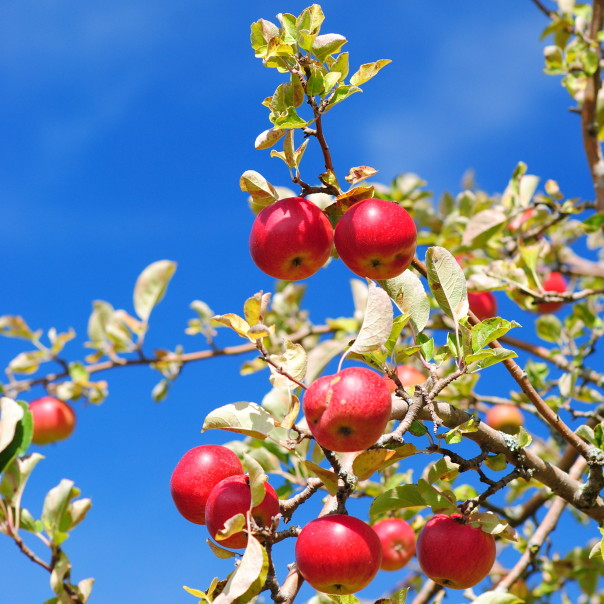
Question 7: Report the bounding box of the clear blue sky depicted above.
[0,1,597,602]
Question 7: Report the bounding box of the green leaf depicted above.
[302,460,338,495]
[206,538,237,560]
[324,85,361,109]
[330,52,350,81]
[295,4,325,51]
[369,484,426,520]
[349,59,392,86]
[515,426,532,448]
[426,246,468,323]
[239,170,279,212]
[467,512,517,541]
[461,208,507,247]
[214,536,269,604]
[444,416,479,444]
[133,260,177,322]
[312,33,347,62]
[417,479,458,514]
[350,281,394,355]
[535,314,563,343]
[417,333,434,361]
[42,479,82,546]
[0,398,33,474]
[244,454,268,509]
[270,106,309,130]
[484,454,508,472]
[254,128,287,150]
[471,318,520,352]
[466,348,517,372]
[0,453,44,506]
[427,457,460,484]
[202,402,276,440]
[352,445,417,480]
[379,270,430,334]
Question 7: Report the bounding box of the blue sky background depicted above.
[0,1,600,602]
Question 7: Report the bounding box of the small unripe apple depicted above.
[295,514,382,594]
[416,513,496,590]
[170,445,244,525]
[303,367,392,452]
[205,474,280,549]
[536,271,567,314]
[372,517,416,571]
[249,196,333,281]
[468,291,497,322]
[384,364,426,393]
[29,396,76,445]
[333,198,417,280]
[485,404,524,435]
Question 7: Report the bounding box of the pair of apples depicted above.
[170,445,279,549]
[249,196,417,281]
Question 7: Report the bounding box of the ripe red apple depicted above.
[303,367,392,452]
[468,291,497,322]
[416,513,496,589]
[333,198,417,280]
[536,271,567,314]
[485,404,524,435]
[295,514,382,594]
[170,445,244,525]
[29,396,76,445]
[372,517,416,571]
[205,474,280,549]
[384,364,426,393]
[249,196,333,281]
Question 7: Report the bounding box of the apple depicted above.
[416,513,496,589]
[249,196,333,281]
[372,517,416,571]
[333,198,417,280]
[468,291,497,322]
[295,514,382,594]
[303,367,392,452]
[536,271,567,314]
[29,396,76,445]
[384,364,426,393]
[205,474,280,549]
[485,404,524,435]
[170,445,244,525]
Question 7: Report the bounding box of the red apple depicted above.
[205,474,280,549]
[295,514,382,594]
[170,445,244,525]
[372,517,416,571]
[416,513,496,589]
[303,367,392,452]
[468,291,497,322]
[29,396,76,445]
[333,198,417,280]
[249,196,333,281]
[485,404,524,435]
[536,271,567,314]
[384,364,426,393]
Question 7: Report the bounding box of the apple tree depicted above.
[3,2,604,603]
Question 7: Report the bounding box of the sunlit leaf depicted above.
[213,536,269,604]
[302,460,338,495]
[380,270,430,334]
[133,260,177,322]
[426,247,468,323]
[349,59,391,86]
[350,281,393,354]
[202,402,276,440]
